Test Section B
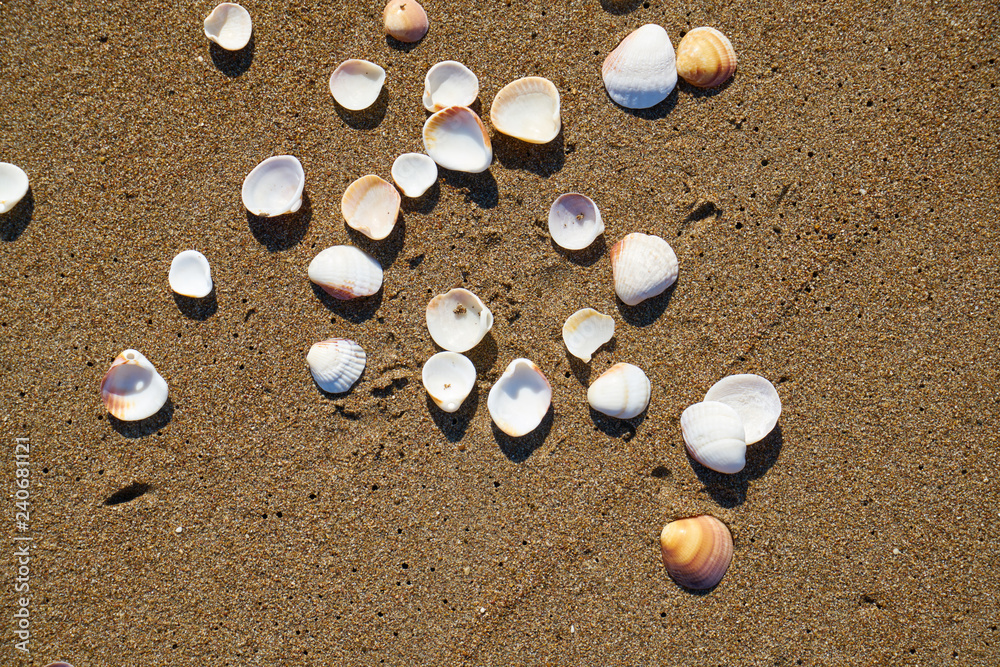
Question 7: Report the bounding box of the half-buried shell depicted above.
[660,515,733,590]
[100,350,169,421]
[307,338,366,394]
[490,77,561,144]
[308,246,383,299]
[488,358,552,437]
[341,175,400,240]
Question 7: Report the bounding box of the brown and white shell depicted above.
[659,515,733,590]
[341,174,401,240]
[382,0,428,43]
[675,27,737,88]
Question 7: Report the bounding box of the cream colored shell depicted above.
[562,308,615,363]
[490,77,561,144]
[422,106,493,173]
[610,233,679,306]
[100,350,169,421]
[660,516,734,590]
[383,0,428,43]
[675,27,737,88]
[341,175,401,240]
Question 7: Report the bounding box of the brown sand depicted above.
[2,0,999,665]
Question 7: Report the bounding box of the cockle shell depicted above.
[680,401,746,474]
[562,308,615,363]
[391,153,437,198]
[168,250,213,298]
[308,246,383,299]
[675,27,737,89]
[100,350,169,421]
[611,233,679,306]
[602,24,677,109]
[422,61,479,112]
[588,363,651,419]
[660,515,734,590]
[307,338,366,394]
[329,60,386,111]
[704,374,781,444]
[383,0,428,43]
[548,193,604,250]
[203,3,252,51]
[426,288,493,352]
[488,358,552,437]
[0,162,29,214]
[241,155,304,217]
[490,77,561,144]
[422,352,476,413]
[341,175,400,240]
[422,106,493,173]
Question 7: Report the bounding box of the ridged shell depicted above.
[611,233,679,306]
[490,77,561,144]
[0,162,29,213]
[329,60,386,111]
[426,288,494,352]
[383,0,428,43]
[422,352,476,413]
[548,193,604,250]
[488,358,552,437]
[241,155,304,217]
[660,515,734,590]
[675,27,737,88]
[391,153,438,198]
[100,350,169,421]
[168,250,213,298]
[341,175,400,240]
[602,24,677,109]
[422,106,493,173]
[203,3,252,51]
[587,363,651,419]
[681,401,746,474]
[307,338,366,394]
[562,308,615,363]
[704,374,781,444]
[423,61,479,112]
[308,246,383,300]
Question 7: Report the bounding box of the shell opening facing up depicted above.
[490,77,561,144]
[660,515,734,590]
[391,153,438,198]
[548,193,604,250]
[423,61,479,112]
[488,359,552,437]
[562,308,615,363]
[587,363,651,419]
[307,338,366,394]
[681,401,746,474]
[703,373,781,444]
[329,60,387,111]
[602,24,677,109]
[241,155,305,218]
[0,162,30,214]
[422,106,493,173]
[100,350,169,421]
[383,0,428,43]
[308,245,383,300]
[426,288,494,352]
[675,27,737,89]
[422,352,476,413]
[341,175,401,240]
[168,250,213,298]
[203,3,252,51]
[610,233,679,306]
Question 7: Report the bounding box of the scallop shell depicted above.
[329,60,386,111]
[422,106,493,173]
[168,250,213,298]
[488,358,552,437]
[391,153,438,198]
[489,77,561,144]
[704,374,781,444]
[100,350,169,421]
[675,27,737,89]
[587,363,650,419]
[383,0,428,43]
[426,288,494,352]
[548,193,604,250]
[660,515,734,590]
[611,233,679,306]
[422,61,479,112]
[562,308,615,363]
[241,155,304,217]
[680,401,746,474]
[0,162,29,214]
[422,352,476,413]
[602,24,677,109]
[308,246,383,300]
[341,175,400,240]
[203,3,252,51]
[307,338,366,394]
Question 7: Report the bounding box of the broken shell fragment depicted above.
[383,0,428,43]
[488,358,552,437]
[308,246,383,300]
[241,155,305,217]
[602,24,677,109]
[548,193,604,250]
[203,3,252,51]
[422,61,479,112]
[562,308,615,363]
[490,77,561,144]
[680,401,746,474]
[307,338,366,394]
[0,162,29,214]
[391,153,438,198]
[341,175,401,240]
[704,374,781,444]
[422,106,493,173]
[660,515,734,590]
[587,363,651,419]
[100,350,169,421]
[329,59,386,111]
[426,288,493,352]
[168,250,213,298]
[675,27,737,89]
[422,352,476,413]
[611,233,679,306]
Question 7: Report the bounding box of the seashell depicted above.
[383,0,429,43]
[488,358,552,437]
[425,288,493,352]
[203,3,252,51]
[168,250,213,298]
[659,515,733,590]
[680,401,746,474]
[307,338,366,394]
[241,155,304,217]
[391,153,437,198]
[548,193,604,250]
[562,308,614,363]
[422,106,493,173]
[341,175,400,240]
[489,77,561,144]
[329,60,386,111]
[704,374,781,444]
[587,363,651,419]
[611,232,679,306]
[675,27,737,89]
[422,61,479,112]
[602,24,677,109]
[308,245,383,300]
[0,162,29,214]
[100,350,169,421]
[422,352,476,413]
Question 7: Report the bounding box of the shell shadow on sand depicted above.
[427,384,480,442]
[335,87,389,130]
[1,187,33,242]
[173,287,218,320]
[615,282,676,327]
[247,191,311,251]
[492,406,554,463]
[441,169,499,209]
[311,283,383,324]
[209,34,254,77]
[689,423,784,508]
[492,130,565,177]
[108,398,174,439]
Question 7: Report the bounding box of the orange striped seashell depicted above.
[675,27,737,89]
[659,515,733,589]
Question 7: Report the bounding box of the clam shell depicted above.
[489,77,561,144]
[383,0,428,43]
[308,246,383,300]
[488,358,552,437]
[341,175,400,240]
[587,363,651,419]
[426,288,493,352]
[611,233,678,306]
[422,106,493,173]
[329,59,386,111]
[422,352,476,413]
[675,27,737,88]
[680,401,746,474]
[703,374,781,444]
[548,193,604,250]
[307,338,366,394]
[168,250,213,298]
[100,350,169,421]
[660,515,733,590]
[0,162,29,214]
[241,155,304,217]
[562,308,614,363]
[602,24,677,109]
[203,3,252,51]
[422,61,479,112]
[391,153,438,198]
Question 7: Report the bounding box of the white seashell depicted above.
[308,246,383,300]
[383,0,429,43]
[704,374,781,444]
[425,288,493,352]
[422,352,476,413]
[587,362,651,419]
[422,61,479,112]
[241,155,304,217]
[391,153,438,198]
[548,193,604,250]
[307,338,366,394]
[422,106,492,173]
[611,232,679,306]
[562,308,614,362]
[341,175,400,240]
[329,60,386,111]
[490,77,561,144]
[681,401,746,474]
[100,350,169,421]
[0,162,29,214]
[488,358,552,437]
[602,24,677,109]
[168,250,213,298]
[203,3,252,51]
